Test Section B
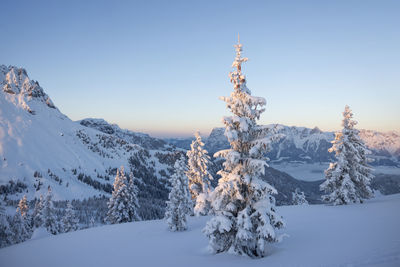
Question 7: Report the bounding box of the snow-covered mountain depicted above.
[359,130,400,164]
[2,65,399,218]
[0,65,182,218]
[190,126,400,166]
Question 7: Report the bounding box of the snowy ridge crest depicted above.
[204,125,400,166]
[0,66,181,215]
[0,65,56,114]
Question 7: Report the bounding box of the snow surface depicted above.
[1,194,399,267]
[30,227,51,240]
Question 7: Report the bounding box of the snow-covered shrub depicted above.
[292,188,308,205]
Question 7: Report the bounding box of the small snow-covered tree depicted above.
[89,216,95,228]
[11,213,31,244]
[128,173,141,222]
[164,156,191,231]
[32,195,44,228]
[17,195,29,218]
[204,38,285,258]
[12,195,33,244]
[0,202,13,247]
[15,195,33,240]
[107,166,140,224]
[62,201,79,233]
[292,188,308,205]
[43,186,58,235]
[186,131,214,216]
[320,106,374,205]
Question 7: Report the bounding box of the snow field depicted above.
[1,194,399,267]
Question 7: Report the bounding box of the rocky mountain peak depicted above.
[1,65,56,114]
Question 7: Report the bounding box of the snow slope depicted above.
[0,65,179,202]
[1,194,399,267]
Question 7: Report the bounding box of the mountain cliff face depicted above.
[0,65,182,218]
[201,126,400,166]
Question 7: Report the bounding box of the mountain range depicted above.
[168,126,400,166]
[1,65,399,220]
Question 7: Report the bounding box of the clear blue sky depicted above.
[1,0,399,137]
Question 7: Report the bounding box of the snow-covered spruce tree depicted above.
[204,38,285,258]
[17,195,29,218]
[128,173,141,221]
[43,186,59,235]
[107,166,140,224]
[62,201,79,233]
[11,195,32,244]
[292,188,308,205]
[32,195,44,228]
[11,213,31,244]
[0,202,13,248]
[89,216,95,228]
[17,194,33,233]
[164,156,191,231]
[320,105,374,205]
[186,131,214,216]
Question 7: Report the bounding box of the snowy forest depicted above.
[1,0,400,264]
[1,36,399,267]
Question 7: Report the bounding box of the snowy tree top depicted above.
[232,34,248,73]
[342,105,357,130]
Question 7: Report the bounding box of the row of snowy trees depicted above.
[1,164,144,248]
[0,186,80,248]
[163,38,374,259]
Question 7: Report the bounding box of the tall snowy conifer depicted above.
[164,156,191,231]
[204,37,284,258]
[43,186,58,235]
[107,166,140,224]
[320,105,374,205]
[62,201,79,233]
[186,131,213,216]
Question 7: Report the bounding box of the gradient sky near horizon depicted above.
[1,0,399,137]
